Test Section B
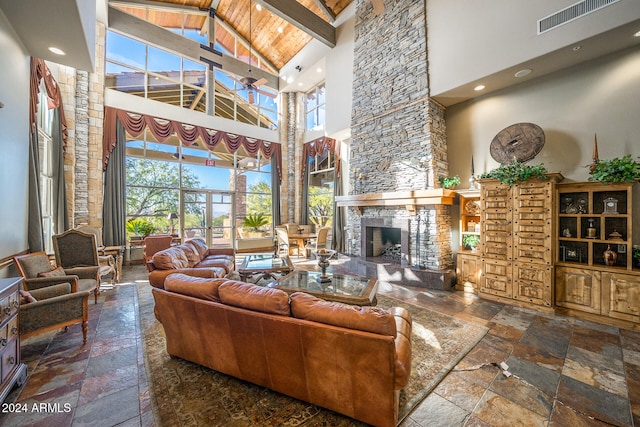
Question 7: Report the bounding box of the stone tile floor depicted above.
[1,256,639,426]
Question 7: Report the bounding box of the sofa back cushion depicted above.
[152,246,189,269]
[185,238,208,259]
[164,273,225,302]
[218,281,290,316]
[178,244,201,267]
[290,292,397,336]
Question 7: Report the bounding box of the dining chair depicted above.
[305,226,330,258]
[275,226,300,257]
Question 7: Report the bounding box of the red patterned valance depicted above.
[103,106,282,182]
[29,58,68,146]
[301,136,341,181]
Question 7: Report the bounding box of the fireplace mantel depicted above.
[335,189,455,214]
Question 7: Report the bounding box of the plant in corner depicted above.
[439,175,461,189]
[462,234,480,251]
[242,214,269,233]
[479,159,548,187]
[126,218,155,237]
[588,155,640,184]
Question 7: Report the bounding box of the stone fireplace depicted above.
[336,0,453,289]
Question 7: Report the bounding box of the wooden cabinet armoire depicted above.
[478,174,562,311]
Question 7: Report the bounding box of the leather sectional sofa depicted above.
[146,238,235,288]
[151,273,412,427]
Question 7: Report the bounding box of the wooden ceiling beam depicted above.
[311,0,336,23]
[109,0,209,15]
[254,0,336,48]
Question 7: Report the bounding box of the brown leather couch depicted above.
[146,238,235,288]
[151,273,412,427]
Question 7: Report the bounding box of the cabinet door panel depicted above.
[555,267,601,314]
[513,263,552,307]
[458,254,480,286]
[602,272,640,322]
[481,258,512,298]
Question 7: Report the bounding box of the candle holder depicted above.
[315,249,336,284]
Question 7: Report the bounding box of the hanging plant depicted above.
[479,159,548,187]
[588,155,640,184]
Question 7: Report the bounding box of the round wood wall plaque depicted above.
[490,123,545,164]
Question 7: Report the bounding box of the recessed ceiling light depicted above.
[572,45,581,51]
[256,4,262,11]
[514,69,532,78]
[298,82,304,87]
[286,77,293,84]
[474,85,485,91]
[48,47,65,55]
[277,27,283,33]
[316,67,322,73]
[634,30,640,37]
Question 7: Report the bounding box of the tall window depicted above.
[125,129,273,241]
[307,146,334,228]
[305,82,325,131]
[105,30,279,129]
[36,90,55,253]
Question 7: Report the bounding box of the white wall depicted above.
[446,47,640,242]
[427,0,640,96]
[446,46,640,183]
[325,12,355,137]
[0,10,30,264]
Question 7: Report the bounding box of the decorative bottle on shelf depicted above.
[603,245,617,266]
[586,219,597,239]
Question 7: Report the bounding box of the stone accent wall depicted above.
[347,0,452,269]
[61,23,106,229]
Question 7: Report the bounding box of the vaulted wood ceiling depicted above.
[114,0,353,71]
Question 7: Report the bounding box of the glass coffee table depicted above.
[238,254,294,283]
[269,271,378,306]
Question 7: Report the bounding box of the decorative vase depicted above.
[603,245,617,266]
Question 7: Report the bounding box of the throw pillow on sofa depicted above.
[152,246,190,269]
[290,292,397,336]
[164,273,226,302]
[178,244,201,267]
[185,238,208,259]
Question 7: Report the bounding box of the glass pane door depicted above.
[182,190,234,248]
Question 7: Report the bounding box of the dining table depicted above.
[289,232,317,256]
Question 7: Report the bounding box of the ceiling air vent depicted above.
[538,0,620,34]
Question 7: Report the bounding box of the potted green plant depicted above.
[242,214,269,238]
[439,175,461,189]
[633,246,640,269]
[462,234,480,252]
[479,159,548,187]
[126,218,155,238]
[588,155,640,184]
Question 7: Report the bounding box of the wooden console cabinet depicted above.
[555,182,640,327]
[0,278,27,403]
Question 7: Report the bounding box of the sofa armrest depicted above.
[146,260,158,272]
[389,307,412,389]
[24,276,79,293]
[205,248,235,258]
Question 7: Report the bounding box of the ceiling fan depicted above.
[232,0,276,105]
